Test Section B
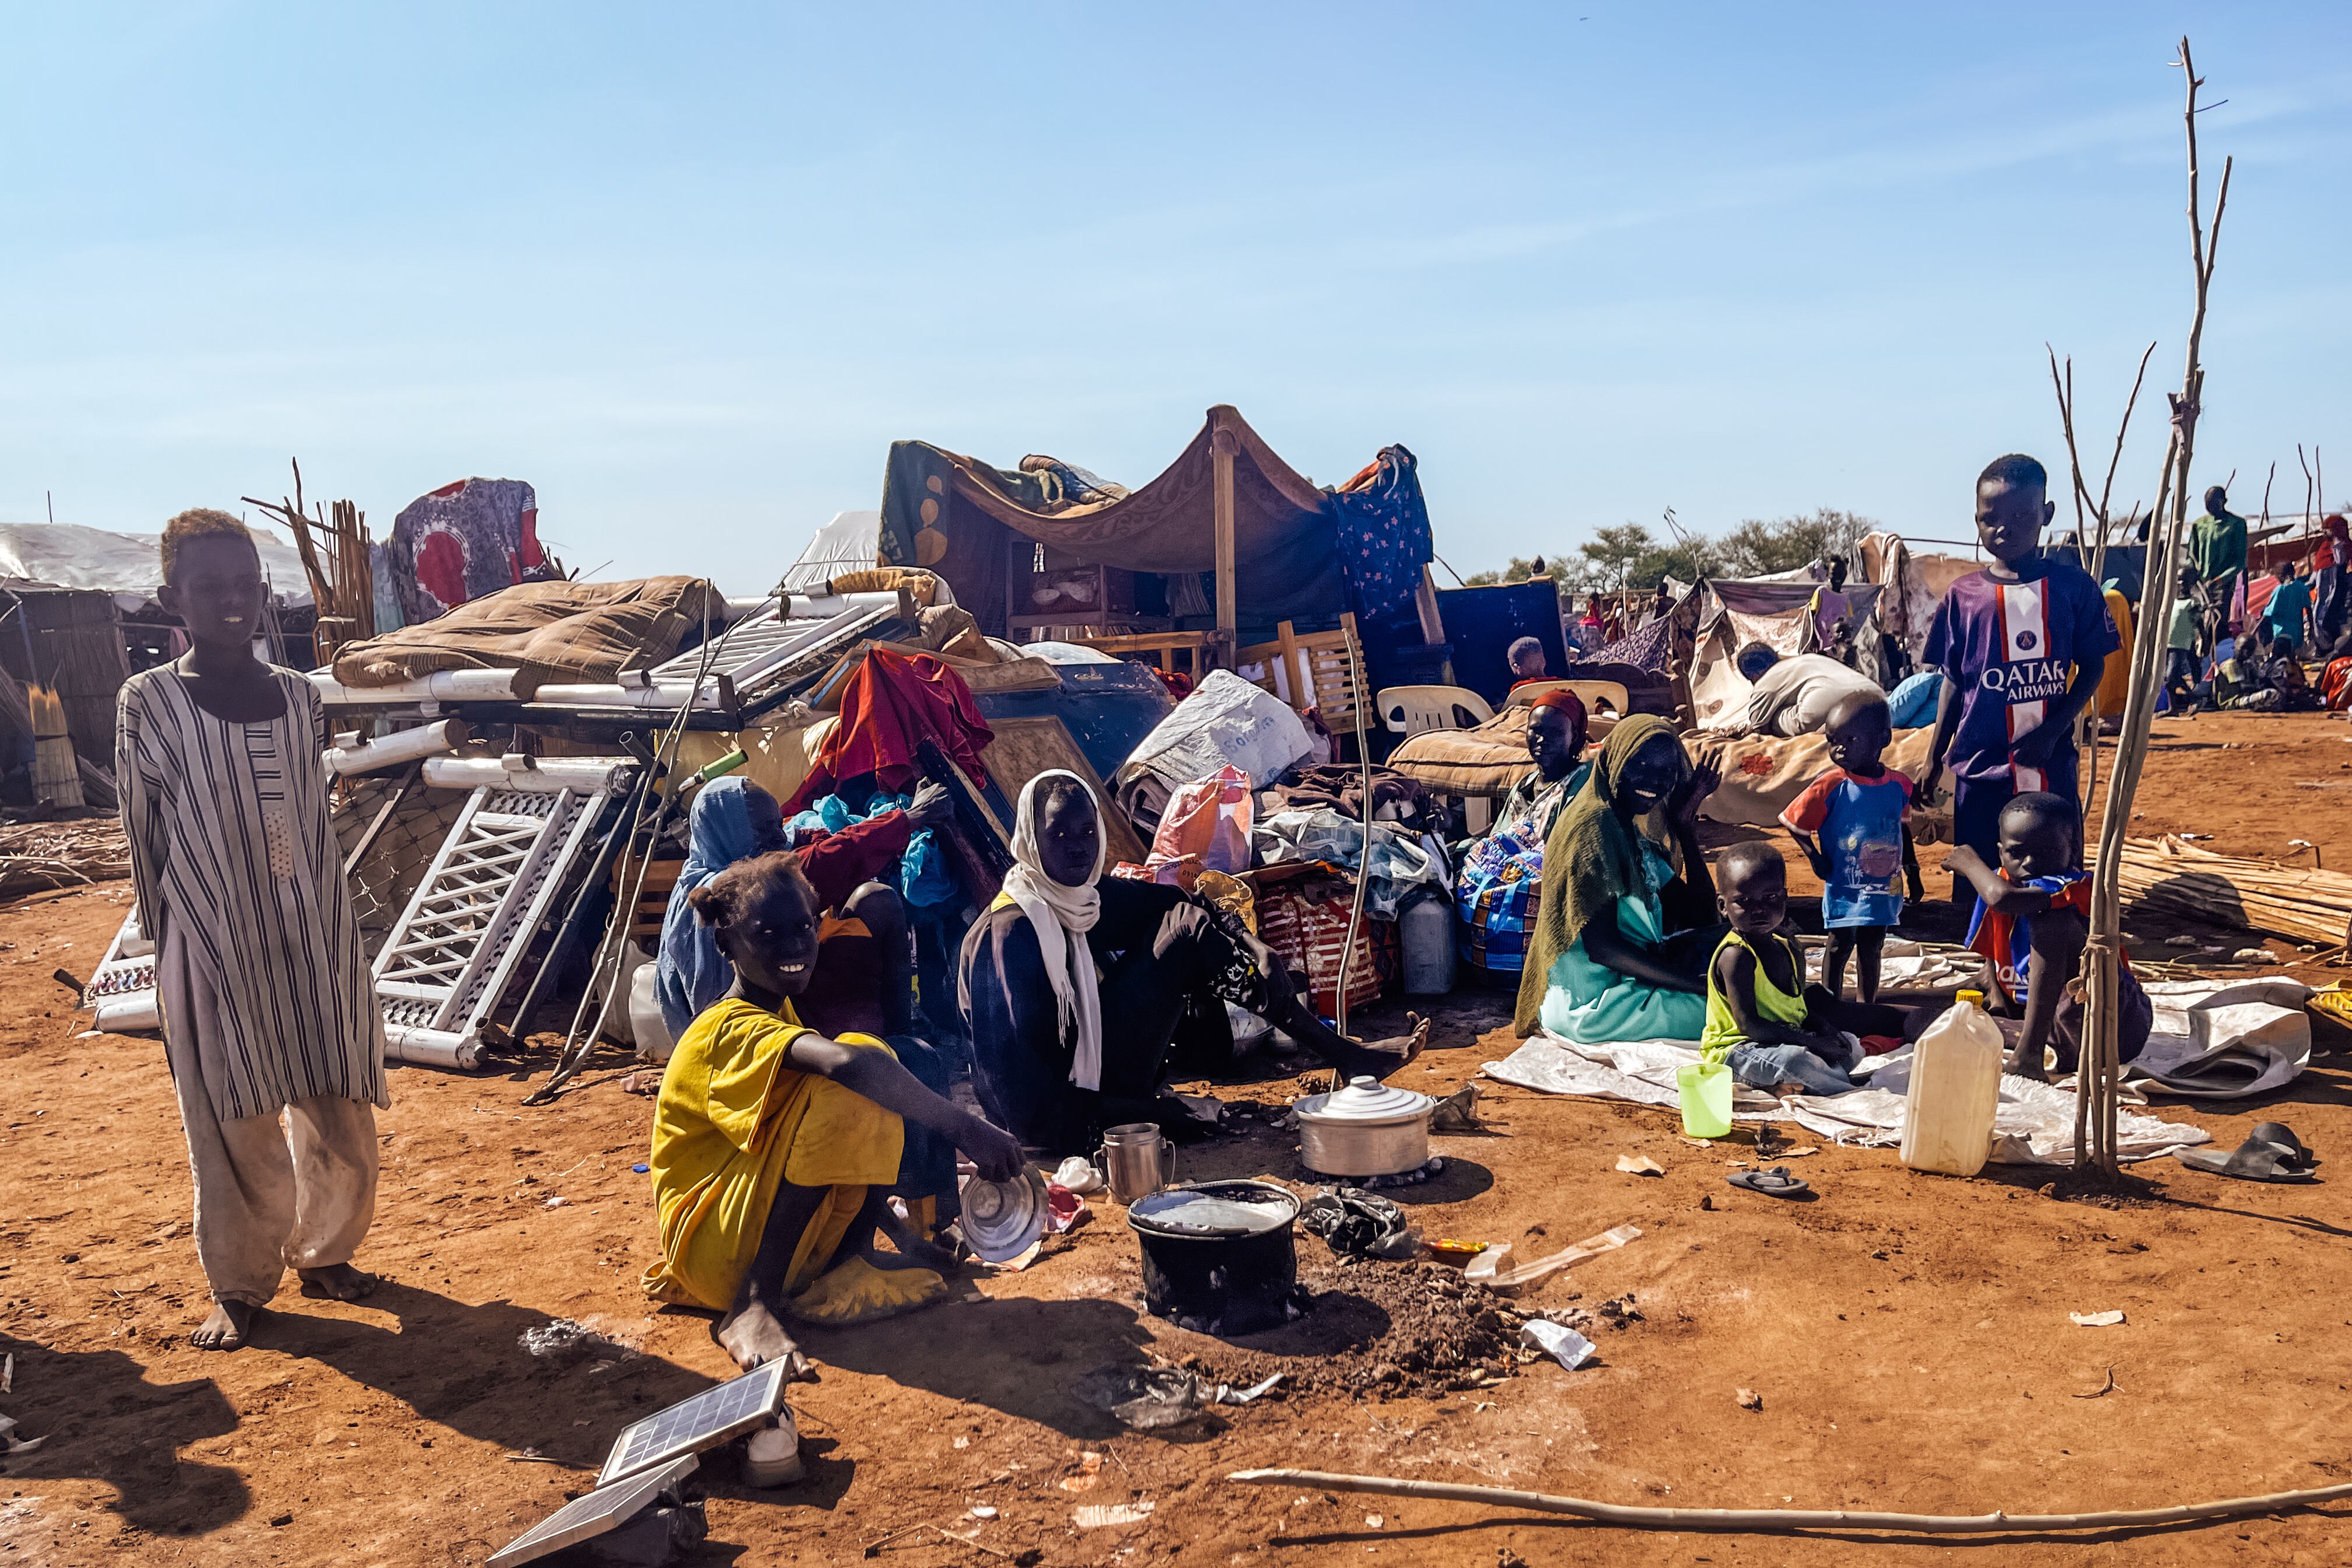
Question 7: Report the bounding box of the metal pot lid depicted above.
[1128,1180,1300,1239]
[1296,1075,1436,1126]
[960,1169,1049,1262]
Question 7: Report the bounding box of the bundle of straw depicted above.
[2092,835,2352,950]
[244,459,374,664]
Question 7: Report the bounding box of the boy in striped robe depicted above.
[118,509,387,1352]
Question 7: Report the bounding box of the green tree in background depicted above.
[1714,508,1877,579]
[1464,508,1880,595]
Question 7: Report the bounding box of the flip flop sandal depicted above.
[1727,1167,1812,1199]
[2175,1136,2319,1184]
[2247,1122,2320,1172]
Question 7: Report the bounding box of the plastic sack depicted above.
[1252,807,1444,918]
[1147,765,1252,880]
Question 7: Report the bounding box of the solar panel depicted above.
[488,1454,697,1567]
[598,1360,791,1486]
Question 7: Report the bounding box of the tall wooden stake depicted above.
[2080,36,2232,1172]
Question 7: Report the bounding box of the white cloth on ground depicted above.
[1000,769,1108,1091]
[1482,1031,2210,1166]
[2127,977,2312,1100]
[164,925,379,1306]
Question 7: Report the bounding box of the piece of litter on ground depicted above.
[1520,1320,1597,1370]
[1736,1388,1763,1411]
[2070,1310,2126,1327]
[1364,1514,1385,1528]
[2164,935,2199,948]
[1059,1452,1105,1493]
[2073,1366,2120,1399]
[0,1416,46,1455]
[544,1196,568,1209]
[953,1436,970,1449]
[1074,1501,1155,1528]
[1,1352,12,1392]
[632,1163,649,1174]
[2231,948,2269,962]
[1615,1154,1664,1177]
[969,1505,999,1520]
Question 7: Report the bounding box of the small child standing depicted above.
[2163,566,2204,714]
[1779,691,1912,1002]
[1951,792,2151,1082]
[1701,844,1910,1097]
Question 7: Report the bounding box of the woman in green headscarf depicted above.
[1513,715,1724,1042]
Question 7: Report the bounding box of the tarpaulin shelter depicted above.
[1681,575,1890,731]
[877,406,1359,645]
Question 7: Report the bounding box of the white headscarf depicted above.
[1002,769,1107,1090]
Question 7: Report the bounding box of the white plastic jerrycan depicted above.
[1901,989,2005,1177]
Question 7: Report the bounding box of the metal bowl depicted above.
[959,1168,1049,1262]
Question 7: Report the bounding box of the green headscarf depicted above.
[1513,714,1691,1037]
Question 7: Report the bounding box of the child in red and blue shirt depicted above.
[1951,790,2150,1081]
[1781,691,1912,1002]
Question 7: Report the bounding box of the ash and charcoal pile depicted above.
[1157,1259,1636,1399]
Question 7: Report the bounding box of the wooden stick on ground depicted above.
[1225,1468,2352,1536]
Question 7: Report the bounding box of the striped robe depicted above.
[117,664,387,1122]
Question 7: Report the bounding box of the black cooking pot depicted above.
[1127,1180,1301,1336]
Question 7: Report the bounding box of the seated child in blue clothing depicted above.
[1702,844,1910,1097]
[1951,791,2151,1082]
[1780,691,1915,1002]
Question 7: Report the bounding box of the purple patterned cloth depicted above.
[384,477,553,625]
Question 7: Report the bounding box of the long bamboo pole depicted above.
[2080,36,2232,1171]
[1226,1469,2352,1537]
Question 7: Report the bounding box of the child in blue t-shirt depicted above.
[1780,691,1913,1003]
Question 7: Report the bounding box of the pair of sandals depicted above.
[2175,1122,2321,1184]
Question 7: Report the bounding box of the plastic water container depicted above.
[1676,1060,1734,1138]
[1901,989,2004,1176]
[627,961,677,1065]
[1399,890,1457,996]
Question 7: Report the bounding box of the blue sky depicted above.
[5,4,2347,591]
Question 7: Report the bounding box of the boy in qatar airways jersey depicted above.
[1917,453,2119,891]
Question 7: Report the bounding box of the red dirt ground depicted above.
[5,710,2351,1567]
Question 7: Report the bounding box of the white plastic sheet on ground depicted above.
[2128,977,2312,1100]
[1483,1032,2210,1166]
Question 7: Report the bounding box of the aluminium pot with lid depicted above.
[1293,1074,1437,1177]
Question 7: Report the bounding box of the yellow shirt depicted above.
[641,997,904,1310]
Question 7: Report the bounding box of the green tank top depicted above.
[1701,929,1809,1058]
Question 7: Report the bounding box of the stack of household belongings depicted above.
[1689,724,1952,843]
[1111,669,1315,837]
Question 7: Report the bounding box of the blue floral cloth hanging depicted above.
[1325,444,1434,625]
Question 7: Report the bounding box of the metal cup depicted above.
[1098,1122,1174,1205]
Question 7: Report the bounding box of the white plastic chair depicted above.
[1377,683,1496,737]
[1506,678,1630,716]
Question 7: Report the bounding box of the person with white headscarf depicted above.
[957,771,1428,1153]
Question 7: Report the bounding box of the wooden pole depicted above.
[1212,425,1239,666]
[2080,35,2232,1172]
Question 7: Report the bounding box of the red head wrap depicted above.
[1530,686,1588,734]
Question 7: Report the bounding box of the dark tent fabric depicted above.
[877,406,1350,639]
[1434,580,1572,706]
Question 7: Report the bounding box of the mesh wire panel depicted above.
[333,779,473,958]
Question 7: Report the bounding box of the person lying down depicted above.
[959,770,1429,1156]
[642,850,1024,1376]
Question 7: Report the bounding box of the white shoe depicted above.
[741,1413,804,1488]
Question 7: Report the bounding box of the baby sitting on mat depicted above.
[1700,844,1912,1096]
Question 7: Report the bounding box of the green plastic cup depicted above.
[1676,1060,1734,1139]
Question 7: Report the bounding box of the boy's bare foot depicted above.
[297,1264,378,1301]
[2007,1056,2048,1084]
[869,1209,957,1275]
[715,1298,810,1379]
[191,1300,256,1352]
